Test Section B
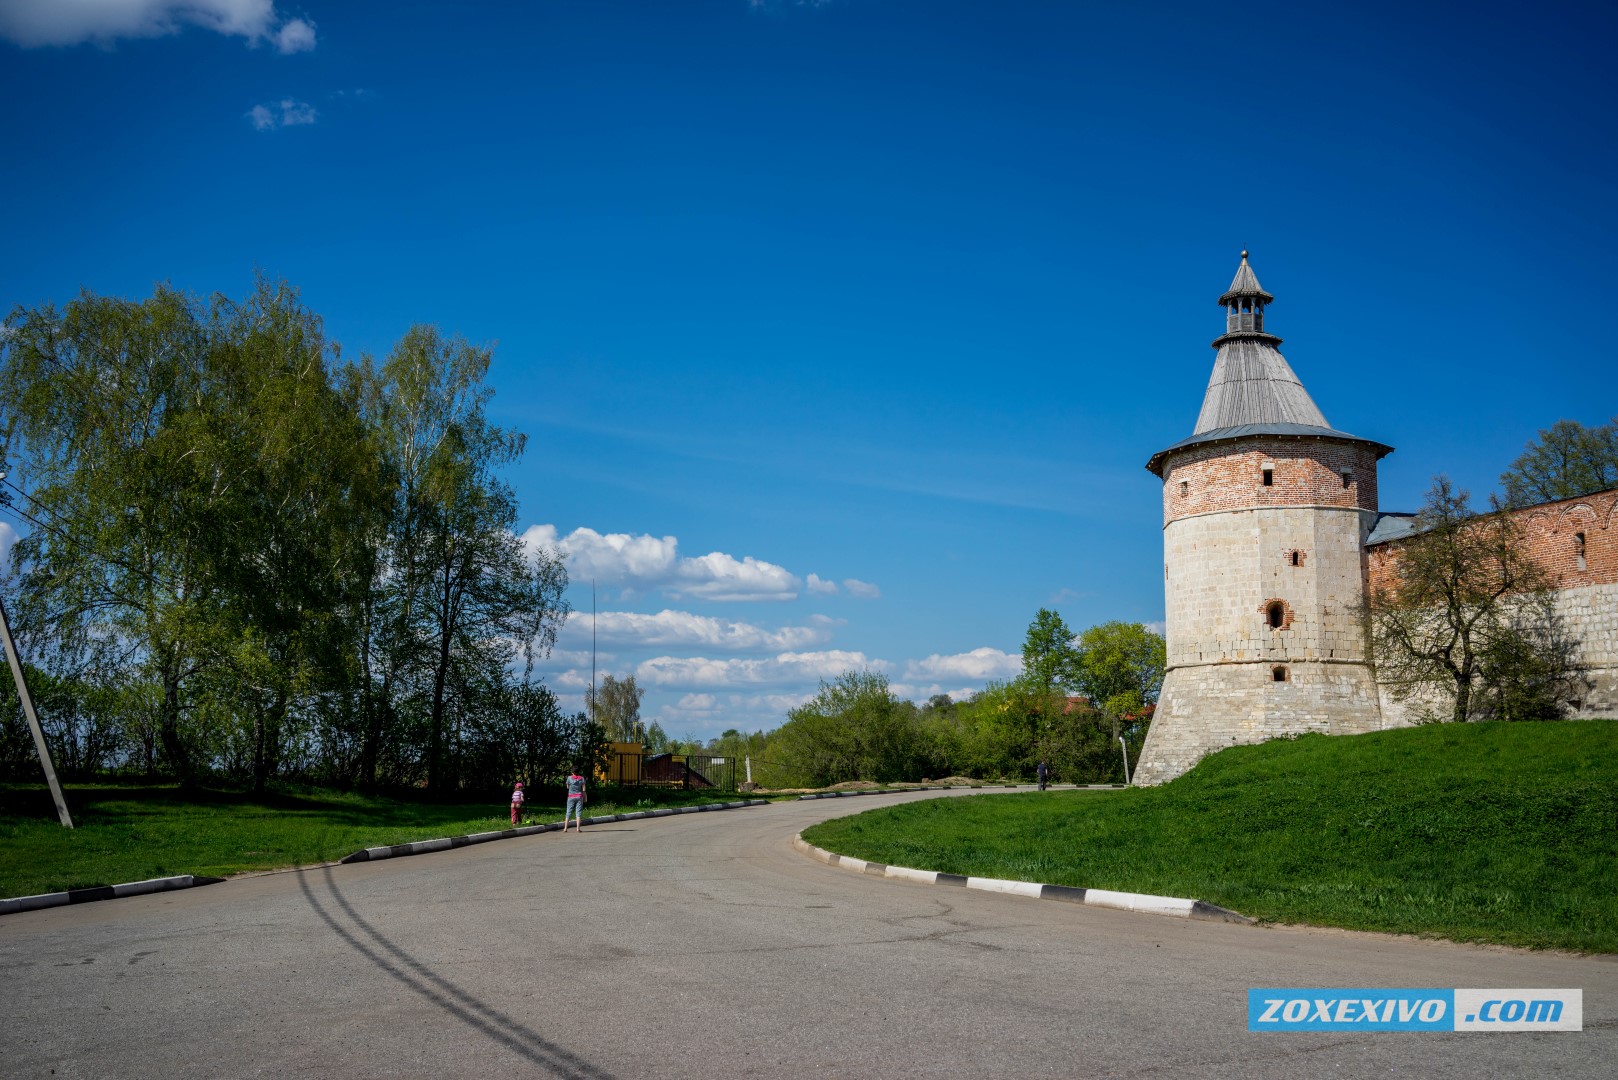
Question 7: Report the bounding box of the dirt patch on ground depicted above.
[827,780,881,791]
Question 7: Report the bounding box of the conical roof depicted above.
[1218,250,1273,305]
[1194,337,1328,433]
[1145,253,1392,476]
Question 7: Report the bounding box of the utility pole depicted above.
[0,592,73,827]
[589,578,597,724]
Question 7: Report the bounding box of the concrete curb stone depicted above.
[796,784,1123,800]
[792,834,1252,925]
[338,799,768,864]
[0,874,226,917]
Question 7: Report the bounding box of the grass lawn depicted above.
[801,720,1618,953]
[0,782,763,898]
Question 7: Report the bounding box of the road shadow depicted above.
[300,866,616,1079]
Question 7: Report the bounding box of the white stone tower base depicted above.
[1135,660,1386,784]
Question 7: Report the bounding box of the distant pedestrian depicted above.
[563,767,587,833]
[510,780,525,824]
[1037,760,1049,791]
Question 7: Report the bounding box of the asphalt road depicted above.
[3,788,1614,1079]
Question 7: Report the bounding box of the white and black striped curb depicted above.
[792,835,1251,924]
[339,799,771,864]
[797,784,1026,800]
[795,784,1126,800]
[1,874,226,917]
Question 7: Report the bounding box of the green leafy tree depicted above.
[197,280,387,790]
[588,673,645,742]
[1500,418,1618,507]
[1021,608,1079,695]
[642,720,671,754]
[1071,621,1166,745]
[771,670,930,786]
[2,286,257,783]
[356,326,569,791]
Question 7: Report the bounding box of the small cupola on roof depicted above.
[1216,249,1277,341]
[1146,251,1392,475]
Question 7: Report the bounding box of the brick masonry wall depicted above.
[1366,489,1618,596]
[1368,489,1618,723]
[1162,438,1382,525]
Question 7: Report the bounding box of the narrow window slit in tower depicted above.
[1262,467,1273,487]
[1266,601,1286,629]
[1289,550,1301,567]
[1342,471,1352,489]
[1272,666,1289,683]
[1575,532,1587,571]
[1180,480,1188,497]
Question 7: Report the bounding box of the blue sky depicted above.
[2,0,1615,740]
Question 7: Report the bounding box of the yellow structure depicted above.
[597,742,644,784]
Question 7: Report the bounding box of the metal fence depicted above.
[598,750,740,791]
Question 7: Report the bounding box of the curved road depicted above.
[3,789,1614,1078]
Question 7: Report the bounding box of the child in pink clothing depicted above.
[510,781,525,824]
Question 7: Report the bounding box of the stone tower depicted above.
[1135,253,1395,785]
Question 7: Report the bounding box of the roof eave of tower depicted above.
[1144,424,1396,477]
[1217,285,1275,306]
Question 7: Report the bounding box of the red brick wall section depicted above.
[1366,489,1618,596]
[1161,438,1381,526]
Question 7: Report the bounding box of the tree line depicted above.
[660,618,1167,789]
[0,279,591,793]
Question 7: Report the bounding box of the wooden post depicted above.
[0,593,74,827]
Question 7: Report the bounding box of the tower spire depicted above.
[1145,251,1391,476]
[1195,250,1327,434]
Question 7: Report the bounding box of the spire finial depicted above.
[1240,248,1249,260]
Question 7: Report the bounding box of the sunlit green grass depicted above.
[802,721,1618,953]
[0,782,760,897]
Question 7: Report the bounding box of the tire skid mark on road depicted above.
[298,867,616,1080]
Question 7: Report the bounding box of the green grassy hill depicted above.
[802,720,1618,952]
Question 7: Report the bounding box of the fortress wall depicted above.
[1367,489,1618,721]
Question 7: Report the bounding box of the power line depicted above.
[0,480,183,594]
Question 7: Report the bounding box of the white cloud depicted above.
[806,573,838,594]
[273,15,313,53]
[563,609,833,652]
[248,98,317,131]
[522,524,800,602]
[842,578,881,599]
[0,522,19,571]
[675,550,799,601]
[651,690,817,727]
[890,683,982,703]
[550,669,593,691]
[0,1,317,51]
[903,647,1022,683]
[635,650,887,689]
[1145,621,1166,637]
